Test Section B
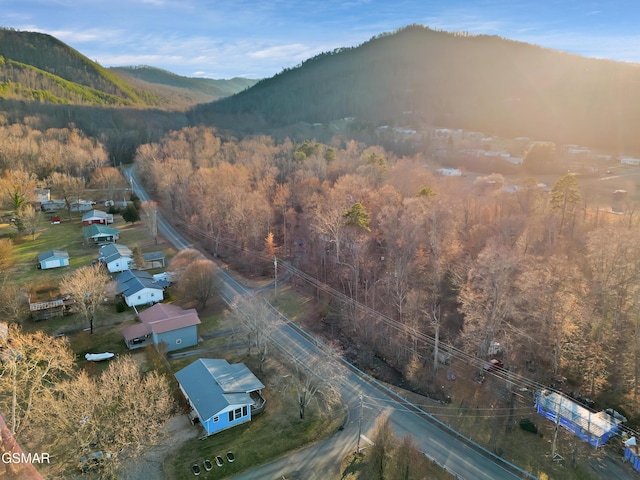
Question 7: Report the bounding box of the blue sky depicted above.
[3,0,640,79]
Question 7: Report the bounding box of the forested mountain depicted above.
[0,28,163,106]
[0,29,254,109]
[194,24,640,154]
[111,66,258,106]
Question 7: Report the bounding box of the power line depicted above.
[166,210,640,441]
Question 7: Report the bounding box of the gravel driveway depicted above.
[121,414,200,480]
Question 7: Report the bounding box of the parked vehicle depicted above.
[191,463,201,476]
[204,459,213,471]
[226,451,235,463]
[215,455,224,467]
[482,359,504,372]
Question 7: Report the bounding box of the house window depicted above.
[213,416,219,422]
[176,338,182,345]
[151,293,154,297]
[137,295,141,300]
[243,406,248,417]
[228,408,245,422]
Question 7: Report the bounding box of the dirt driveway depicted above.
[120,414,200,480]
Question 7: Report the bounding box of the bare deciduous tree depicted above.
[49,172,86,219]
[59,264,109,334]
[16,203,42,240]
[168,248,205,280]
[0,282,27,324]
[90,167,124,202]
[142,201,159,245]
[281,352,343,419]
[230,295,276,370]
[38,356,173,476]
[458,241,521,361]
[0,325,75,436]
[177,259,219,309]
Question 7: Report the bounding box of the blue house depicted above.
[175,358,266,437]
[37,250,69,269]
[122,303,200,352]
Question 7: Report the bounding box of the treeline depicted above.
[136,126,640,423]
[0,123,108,178]
[111,66,259,100]
[195,24,640,154]
[0,98,187,162]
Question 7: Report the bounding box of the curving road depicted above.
[127,168,535,480]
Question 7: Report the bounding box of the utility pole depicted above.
[552,394,564,461]
[356,395,363,454]
[274,256,278,300]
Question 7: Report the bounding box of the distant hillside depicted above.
[0,28,163,106]
[110,66,258,106]
[194,25,640,154]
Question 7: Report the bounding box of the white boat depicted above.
[85,352,115,362]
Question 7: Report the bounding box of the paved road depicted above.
[128,168,535,480]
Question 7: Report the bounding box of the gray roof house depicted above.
[175,358,266,437]
[37,250,70,270]
[98,244,133,273]
[116,270,165,307]
[82,209,113,226]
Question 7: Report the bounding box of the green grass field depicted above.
[1,210,177,302]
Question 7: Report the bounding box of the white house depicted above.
[99,244,133,273]
[620,157,640,166]
[437,168,463,176]
[70,200,94,212]
[116,270,164,307]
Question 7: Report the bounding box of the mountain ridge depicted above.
[193,25,640,154]
[0,28,256,108]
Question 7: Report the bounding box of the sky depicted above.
[3,0,640,79]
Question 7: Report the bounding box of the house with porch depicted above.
[99,244,133,273]
[175,358,266,437]
[116,269,165,307]
[122,303,200,352]
[83,224,120,245]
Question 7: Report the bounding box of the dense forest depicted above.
[133,125,640,424]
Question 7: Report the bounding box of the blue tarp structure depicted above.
[624,437,640,472]
[535,390,621,448]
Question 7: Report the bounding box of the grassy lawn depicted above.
[265,285,314,322]
[163,356,345,480]
[1,211,176,292]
